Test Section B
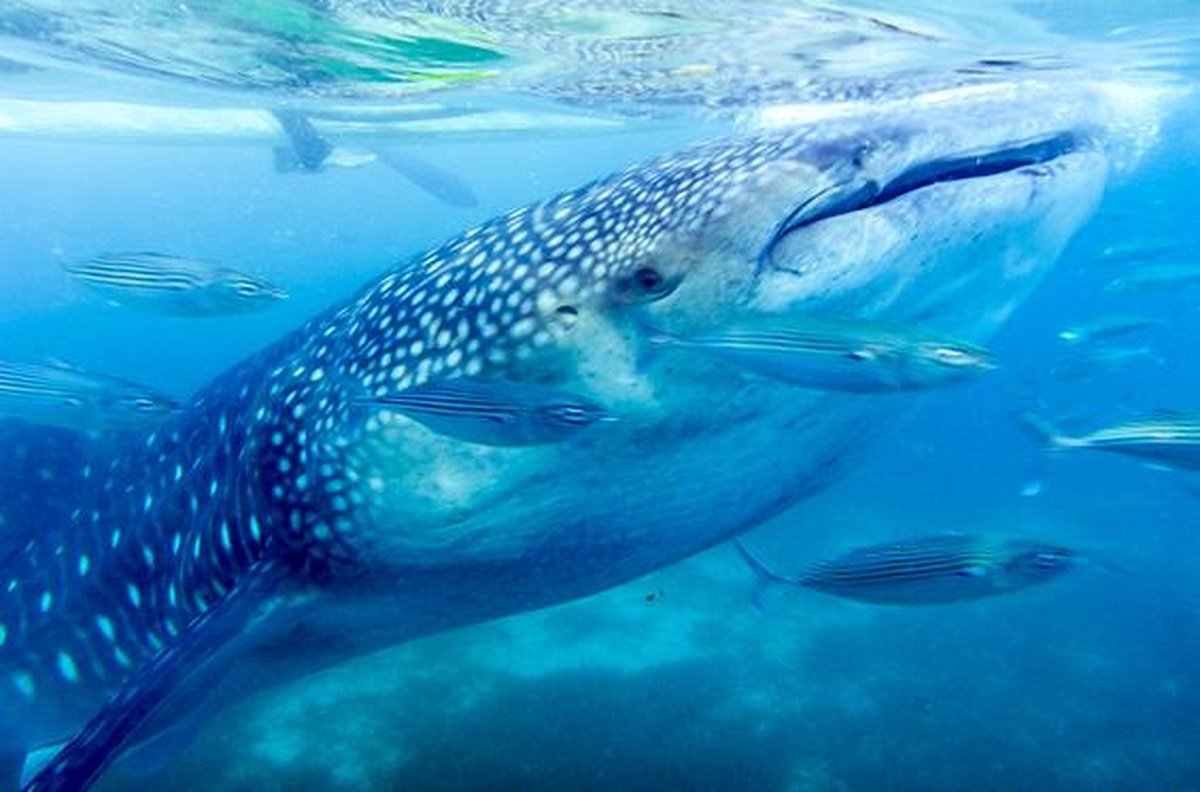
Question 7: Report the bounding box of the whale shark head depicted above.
[246,80,1112,610]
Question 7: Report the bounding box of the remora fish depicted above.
[1049,344,1161,380]
[1097,239,1183,265]
[1018,411,1200,471]
[736,535,1077,605]
[2,81,1111,790]
[0,360,178,432]
[366,377,615,446]
[644,314,995,392]
[63,252,288,317]
[1106,263,1200,293]
[1055,314,1162,346]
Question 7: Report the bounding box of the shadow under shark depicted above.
[1,79,1123,790]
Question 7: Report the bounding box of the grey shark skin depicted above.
[0,80,1111,787]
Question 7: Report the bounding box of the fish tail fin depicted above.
[733,540,793,612]
[734,540,789,584]
[1013,411,1071,451]
[1012,411,1074,497]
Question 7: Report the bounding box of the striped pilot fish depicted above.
[737,534,1077,605]
[1018,411,1200,472]
[63,252,288,317]
[365,377,615,446]
[0,360,178,432]
[643,314,995,392]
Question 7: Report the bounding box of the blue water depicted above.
[2,3,1200,790]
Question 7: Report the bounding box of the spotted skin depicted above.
[0,81,1114,788]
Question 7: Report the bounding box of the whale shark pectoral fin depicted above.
[21,563,292,792]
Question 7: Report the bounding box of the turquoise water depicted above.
[2,2,1199,790]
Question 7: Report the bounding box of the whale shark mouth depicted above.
[760,131,1085,270]
[868,131,1083,208]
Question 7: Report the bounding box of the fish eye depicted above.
[1033,551,1064,568]
[612,266,681,304]
[234,281,263,297]
[932,346,967,362]
[928,346,981,367]
[124,397,167,412]
[546,405,593,425]
[635,267,664,292]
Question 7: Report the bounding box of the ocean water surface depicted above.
[1,2,1198,790]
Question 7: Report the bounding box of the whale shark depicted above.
[0,79,1126,789]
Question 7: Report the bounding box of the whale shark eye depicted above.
[635,268,664,291]
[612,266,681,305]
[553,304,580,330]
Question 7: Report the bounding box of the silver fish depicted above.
[64,252,288,317]
[1018,411,1200,471]
[737,534,1076,605]
[1106,263,1200,293]
[367,377,614,446]
[1097,239,1183,265]
[0,360,178,432]
[645,315,995,392]
[1049,344,1161,380]
[1056,314,1163,346]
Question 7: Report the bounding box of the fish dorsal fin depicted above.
[43,357,82,372]
[21,562,290,792]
